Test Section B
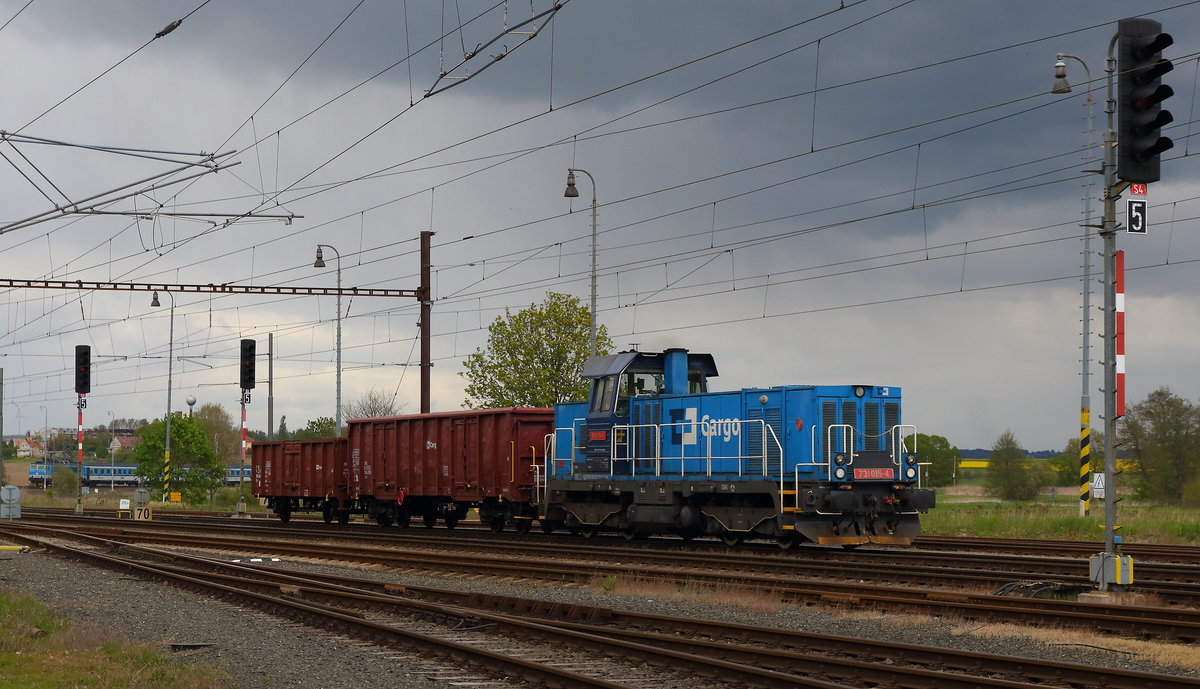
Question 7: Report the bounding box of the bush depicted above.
[1181,478,1200,508]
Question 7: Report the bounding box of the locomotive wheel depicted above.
[579,525,598,539]
[488,518,505,533]
[515,518,532,535]
[423,513,437,528]
[720,531,744,547]
[444,515,459,529]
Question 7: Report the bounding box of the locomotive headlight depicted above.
[834,467,847,480]
[834,453,847,466]
[905,467,917,479]
[854,386,866,398]
[906,454,917,466]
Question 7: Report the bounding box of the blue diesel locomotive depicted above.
[539,348,935,547]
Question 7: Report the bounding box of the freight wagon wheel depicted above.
[488,518,505,533]
[375,514,394,528]
[423,513,438,528]
[578,525,598,539]
[514,518,532,535]
[444,516,459,529]
[396,511,411,529]
[539,520,558,535]
[775,533,798,550]
[621,527,638,541]
[322,506,334,524]
[337,510,350,526]
[275,503,291,523]
[720,531,744,547]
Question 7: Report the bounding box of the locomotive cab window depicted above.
[620,372,663,397]
[590,375,616,413]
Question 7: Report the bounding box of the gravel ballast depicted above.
[1,541,1196,688]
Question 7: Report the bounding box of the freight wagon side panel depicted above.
[252,438,346,500]
[348,409,552,503]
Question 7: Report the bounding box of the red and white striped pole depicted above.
[1115,250,1125,418]
[76,395,85,513]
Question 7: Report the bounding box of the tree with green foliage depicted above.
[343,389,400,421]
[192,403,239,464]
[50,466,79,496]
[904,433,958,486]
[1121,387,1200,505]
[1048,432,1107,487]
[984,430,1050,501]
[133,414,223,502]
[293,416,337,440]
[460,292,613,408]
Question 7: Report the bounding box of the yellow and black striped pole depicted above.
[1080,407,1091,517]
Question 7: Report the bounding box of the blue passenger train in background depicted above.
[28,462,250,488]
[540,348,936,548]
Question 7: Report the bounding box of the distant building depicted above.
[109,436,141,454]
[16,436,45,459]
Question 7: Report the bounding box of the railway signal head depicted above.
[240,339,256,390]
[1117,17,1174,184]
[74,344,91,394]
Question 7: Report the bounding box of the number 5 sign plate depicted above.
[1128,199,1147,234]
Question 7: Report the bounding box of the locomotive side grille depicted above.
[864,402,881,451]
[634,400,660,460]
[885,402,900,449]
[841,401,857,451]
[746,406,782,475]
[821,401,836,457]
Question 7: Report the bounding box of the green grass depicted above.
[0,590,230,689]
[922,499,1200,545]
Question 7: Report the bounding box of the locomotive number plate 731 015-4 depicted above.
[854,467,895,480]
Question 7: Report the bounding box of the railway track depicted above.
[18,509,1200,606]
[5,515,1200,643]
[3,523,1198,689]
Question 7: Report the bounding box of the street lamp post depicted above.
[563,168,598,357]
[107,410,115,491]
[314,245,343,435]
[39,405,47,489]
[151,290,175,501]
[1051,53,1097,519]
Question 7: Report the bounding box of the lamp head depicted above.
[150,291,161,307]
[314,246,326,268]
[1051,59,1071,94]
[563,171,579,198]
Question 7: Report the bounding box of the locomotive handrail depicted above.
[609,423,662,475]
[821,424,855,481]
[606,419,780,479]
[890,424,919,487]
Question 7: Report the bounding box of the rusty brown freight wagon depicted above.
[347,407,553,531]
[252,437,349,524]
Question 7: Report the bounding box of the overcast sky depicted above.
[2,0,1198,452]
